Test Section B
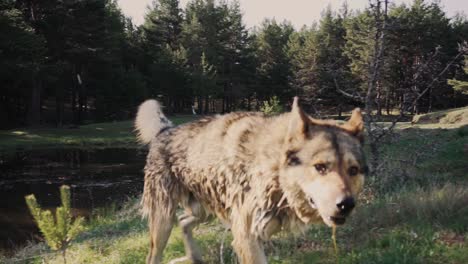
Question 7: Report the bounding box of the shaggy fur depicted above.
[136,98,367,264]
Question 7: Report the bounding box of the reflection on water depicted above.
[0,148,146,251]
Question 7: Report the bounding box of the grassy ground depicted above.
[2,121,467,264]
[411,106,468,125]
[0,116,195,152]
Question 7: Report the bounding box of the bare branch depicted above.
[333,76,365,102]
[408,52,464,112]
[375,49,466,140]
[412,46,441,82]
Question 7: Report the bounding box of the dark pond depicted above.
[0,148,146,251]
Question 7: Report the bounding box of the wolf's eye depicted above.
[314,163,327,174]
[287,155,301,166]
[286,150,301,166]
[349,166,359,176]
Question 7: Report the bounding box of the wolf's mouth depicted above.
[308,197,317,209]
[329,216,346,225]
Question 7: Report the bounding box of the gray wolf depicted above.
[135,97,367,264]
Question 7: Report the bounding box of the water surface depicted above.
[0,148,146,251]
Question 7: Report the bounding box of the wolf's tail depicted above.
[135,99,173,144]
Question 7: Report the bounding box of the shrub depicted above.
[25,185,85,264]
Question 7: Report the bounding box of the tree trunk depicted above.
[28,76,41,126]
[77,92,83,125]
[376,82,382,116]
[77,71,87,124]
[364,0,388,173]
[72,89,77,125]
[204,95,209,114]
[385,89,390,115]
[222,96,226,113]
[226,96,230,112]
[72,68,79,125]
[56,88,64,127]
[198,96,203,114]
[428,85,433,113]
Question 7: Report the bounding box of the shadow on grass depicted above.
[367,124,468,195]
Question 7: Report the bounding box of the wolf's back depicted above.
[135,99,173,144]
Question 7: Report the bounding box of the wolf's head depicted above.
[279,97,367,227]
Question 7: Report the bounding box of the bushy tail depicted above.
[135,99,173,144]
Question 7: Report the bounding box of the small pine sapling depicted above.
[25,185,85,264]
[260,96,284,115]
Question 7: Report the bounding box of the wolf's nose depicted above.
[336,197,355,215]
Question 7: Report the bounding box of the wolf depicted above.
[135,97,367,264]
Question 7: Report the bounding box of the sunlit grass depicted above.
[6,186,467,263]
[0,116,197,152]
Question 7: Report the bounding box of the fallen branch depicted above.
[333,76,365,102]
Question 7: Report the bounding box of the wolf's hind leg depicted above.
[146,208,175,264]
[178,213,204,263]
[166,213,203,264]
[169,195,206,264]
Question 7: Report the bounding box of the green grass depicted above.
[368,124,468,194]
[0,116,196,152]
[2,121,467,264]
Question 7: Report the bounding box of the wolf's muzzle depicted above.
[336,196,355,216]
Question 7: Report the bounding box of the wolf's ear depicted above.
[286,97,309,143]
[341,108,364,142]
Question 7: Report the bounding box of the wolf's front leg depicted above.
[231,221,268,264]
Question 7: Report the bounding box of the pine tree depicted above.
[218,0,253,111]
[287,27,320,98]
[315,6,349,95]
[344,9,376,94]
[182,0,227,111]
[448,53,468,94]
[255,19,294,101]
[260,96,283,115]
[194,52,217,113]
[384,0,456,113]
[1,0,468,125]
[142,0,189,111]
[25,185,85,264]
[0,1,46,127]
[143,0,183,51]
